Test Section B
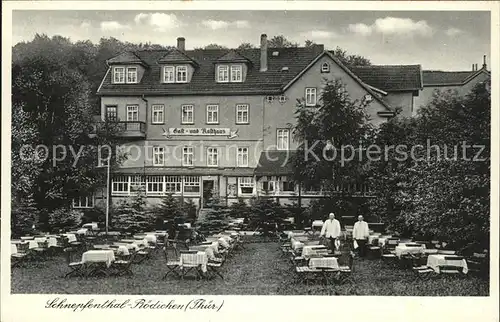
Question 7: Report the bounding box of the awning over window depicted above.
[254,150,296,176]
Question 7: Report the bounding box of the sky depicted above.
[11,10,491,71]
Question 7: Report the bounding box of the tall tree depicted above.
[331,46,371,66]
[268,35,299,48]
[11,34,120,230]
[237,42,255,50]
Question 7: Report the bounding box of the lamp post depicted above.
[89,130,110,238]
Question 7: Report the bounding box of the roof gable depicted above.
[422,69,490,86]
[107,52,145,66]
[216,50,251,63]
[158,49,198,65]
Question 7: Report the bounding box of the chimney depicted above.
[475,63,479,71]
[482,55,487,69]
[177,37,185,52]
[472,64,475,71]
[260,34,268,72]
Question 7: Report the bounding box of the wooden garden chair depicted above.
[111,252,136,277]
[64,247,85,278]
[11,243,31,268]
[162,248,181,280]
[438,256,466,276]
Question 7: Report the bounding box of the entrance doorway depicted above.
[202,180,215,208]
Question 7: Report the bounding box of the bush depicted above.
[248,198,288,236]
[111,188,155,234]
[183,198,197,223]
[48,208,83,233]
[197,208,230,236]
[228,198,252,220]
[81,207,105,225]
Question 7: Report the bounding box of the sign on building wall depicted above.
[162,127,238,139]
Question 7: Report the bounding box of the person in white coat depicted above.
[320,213,341,252]
[353,215,370,257]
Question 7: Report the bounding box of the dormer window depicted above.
[113,67,138,84]
[321,62,330,73]
[176,66,187,83]
[127,67,137,83]
[113,67,125,83]
[164,66,175,83]
[231,65,243,82]
[217,64,244,83]
[217,65,229,83]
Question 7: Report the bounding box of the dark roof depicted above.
[217,50,251,63]
[158,49,197,65]
[255,151,295,176]
[98,46,324,96]
[348,65,422,92]
[107,52,145,66]
[422,70,487,86]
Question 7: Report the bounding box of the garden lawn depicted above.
[11,241,488,296]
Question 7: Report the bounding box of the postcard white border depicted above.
[2,2,499,322]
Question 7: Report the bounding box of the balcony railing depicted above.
[94,121,146,138]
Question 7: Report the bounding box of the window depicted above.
[112,175,129,194]
[262,177,276,193]
[183,146,194,166]
[236,104,249,124]
[217,65,229,82]
[152,105,164,124]
[231,65,243,82]
[165,176,182,193]
[321,62,330,73]
[239,177,254,195]
[106,106,117,121]
[184,176,201,193]
[72,195,94,208]
[277,129,290,150]
[130,175,145,192]
[164,66,175,83]
[206,105,219,124]
[281,180,295,192]
[176,66,187,83]
[266,96,274,103]
[147,176,164,194]
[153,146,164,166]
[113,67,125,83]
[207,147,219,167]
[237,147,248,167]
[127,105,139,121]
[305,88,317,106]
[127,67,137,83]
[279,95,287,103]
[181,105,194,124]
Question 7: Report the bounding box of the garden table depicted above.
[115,242,140,252]
[309,257,339,270]
[154,231,168,237]
[179,251,208,273]
[82,223,98,230]
[61,233,77,243]
[133,239,149,248]
[81,250,116,277]
[291,239,304,250]
[312,220,324,228]
[20,236,34,240]
[143,234,157,243]
[424,249,439,254]
[427,254,468,274]
[302,245,329,258]
[76,228,89,235]
[23,240,38,249]
[395,243,426,258]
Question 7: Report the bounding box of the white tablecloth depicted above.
[312,220,324,228]
[291,239,305,250]
[302,245,329,258]
[11,244,18,254]
[395,243,426,258]
[427,255,468,274]
[76,228,89,235]
[81,250,115,267]
[25,240,38,249]
[133,239,149,248]
[144,234,157,243]
[62,233,77,243]
[309,257,339,269]
[115,245,130,256]
[180,252,208,272]
[115,242,140,252]
[20,236,34,240]
[82,223,98,230]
